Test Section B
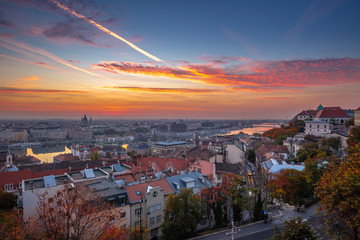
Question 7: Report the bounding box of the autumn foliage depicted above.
[315,143,360,240]
[262,120,303,144]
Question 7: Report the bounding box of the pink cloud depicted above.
[94,57,360,92]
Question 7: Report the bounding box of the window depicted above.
[156,203,162,211]
[9,184,13,190]
[149,205,155,213]
[136,190,141,195]
[119,197,126,205]
[186,181,195,188]
[152,191,158,197]
[309,124,312,128]
[135,208,142,216]
[317,125,319,128]
[4,184,8,190]
[121,212,126,218]
[150,217,155,225]
[324,125,326,128]
[19,182,22,189]
[156,215,161,223]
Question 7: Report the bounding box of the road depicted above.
[189,204,324,240]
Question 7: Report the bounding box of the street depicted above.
[189,204,325,240]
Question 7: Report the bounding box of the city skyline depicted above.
[1,0,359,119]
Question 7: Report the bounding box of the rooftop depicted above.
[155,141,187,146]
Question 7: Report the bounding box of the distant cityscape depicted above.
[0,105,359,239]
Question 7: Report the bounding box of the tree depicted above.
[0,189,17,211]
[99,226,129,240]
[304,134,318,143]
[91,151,100,160]
[348,126,360,146]
[346,118,354,128]
[268,169,311,206]
[315,143,360,240]
[221,173,247,223]
[22,185,121,240]
[0,189,21,240]
[246,149,256,163]
[161,189,204,240]
[321,137,341,150]
[272,217,317,240]
[200,173,247,226]
[294,142,331,163]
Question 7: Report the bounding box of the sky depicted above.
[0,0,359,120]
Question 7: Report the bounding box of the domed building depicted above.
[317,104,324,111]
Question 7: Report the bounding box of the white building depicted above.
[305,121,332,137]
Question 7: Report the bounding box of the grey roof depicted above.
[113,164,123,172]
[166,171,211,194]
[83,179,128,206]
[84,169,95,178]
[155,141,186,146]
[44,175,56,187]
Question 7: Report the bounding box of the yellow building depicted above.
[355,107,360,126]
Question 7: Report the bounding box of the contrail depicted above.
[1,37,105,78]
[0,53,58,70]
[48,0,166,63]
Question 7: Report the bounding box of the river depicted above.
[226,123,280,135]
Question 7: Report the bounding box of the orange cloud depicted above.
[21,76,40,81]
[257,97,293,100]
[95,58,360,92]
[103,86,220,93]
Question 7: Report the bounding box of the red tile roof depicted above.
[315,107,349,118]
[54,153,79,162]
[255,145,289,162]
[297,110,318,116]
[0,168,68,190]
[138,156,188,173]
[125,179,174,203]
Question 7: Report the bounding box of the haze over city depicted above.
[1,0,359,120]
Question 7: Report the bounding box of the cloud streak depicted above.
[0,53,58,70]
[103,86,220,93]
[95,58,360,91]
[1,37,105,78]
[48,0,166,63]
[0,87,86,94]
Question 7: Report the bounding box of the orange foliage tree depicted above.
[268,169,311,206]
[22,184,123,240]
[315,143,360,240]
[200,173,246,226]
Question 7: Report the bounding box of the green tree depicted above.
[90,151,100,160]
[304,134,318,143]
[315,143,360,240]
[272,217,317,240]
[0,189,17,211]
[246,149,256,163]
[321,137,341,150]
[161,189,204,240]
[346,119,354,128]
[348,126,360,146]
[0,189,21,240]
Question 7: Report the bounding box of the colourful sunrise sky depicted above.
[0,0,359,119]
